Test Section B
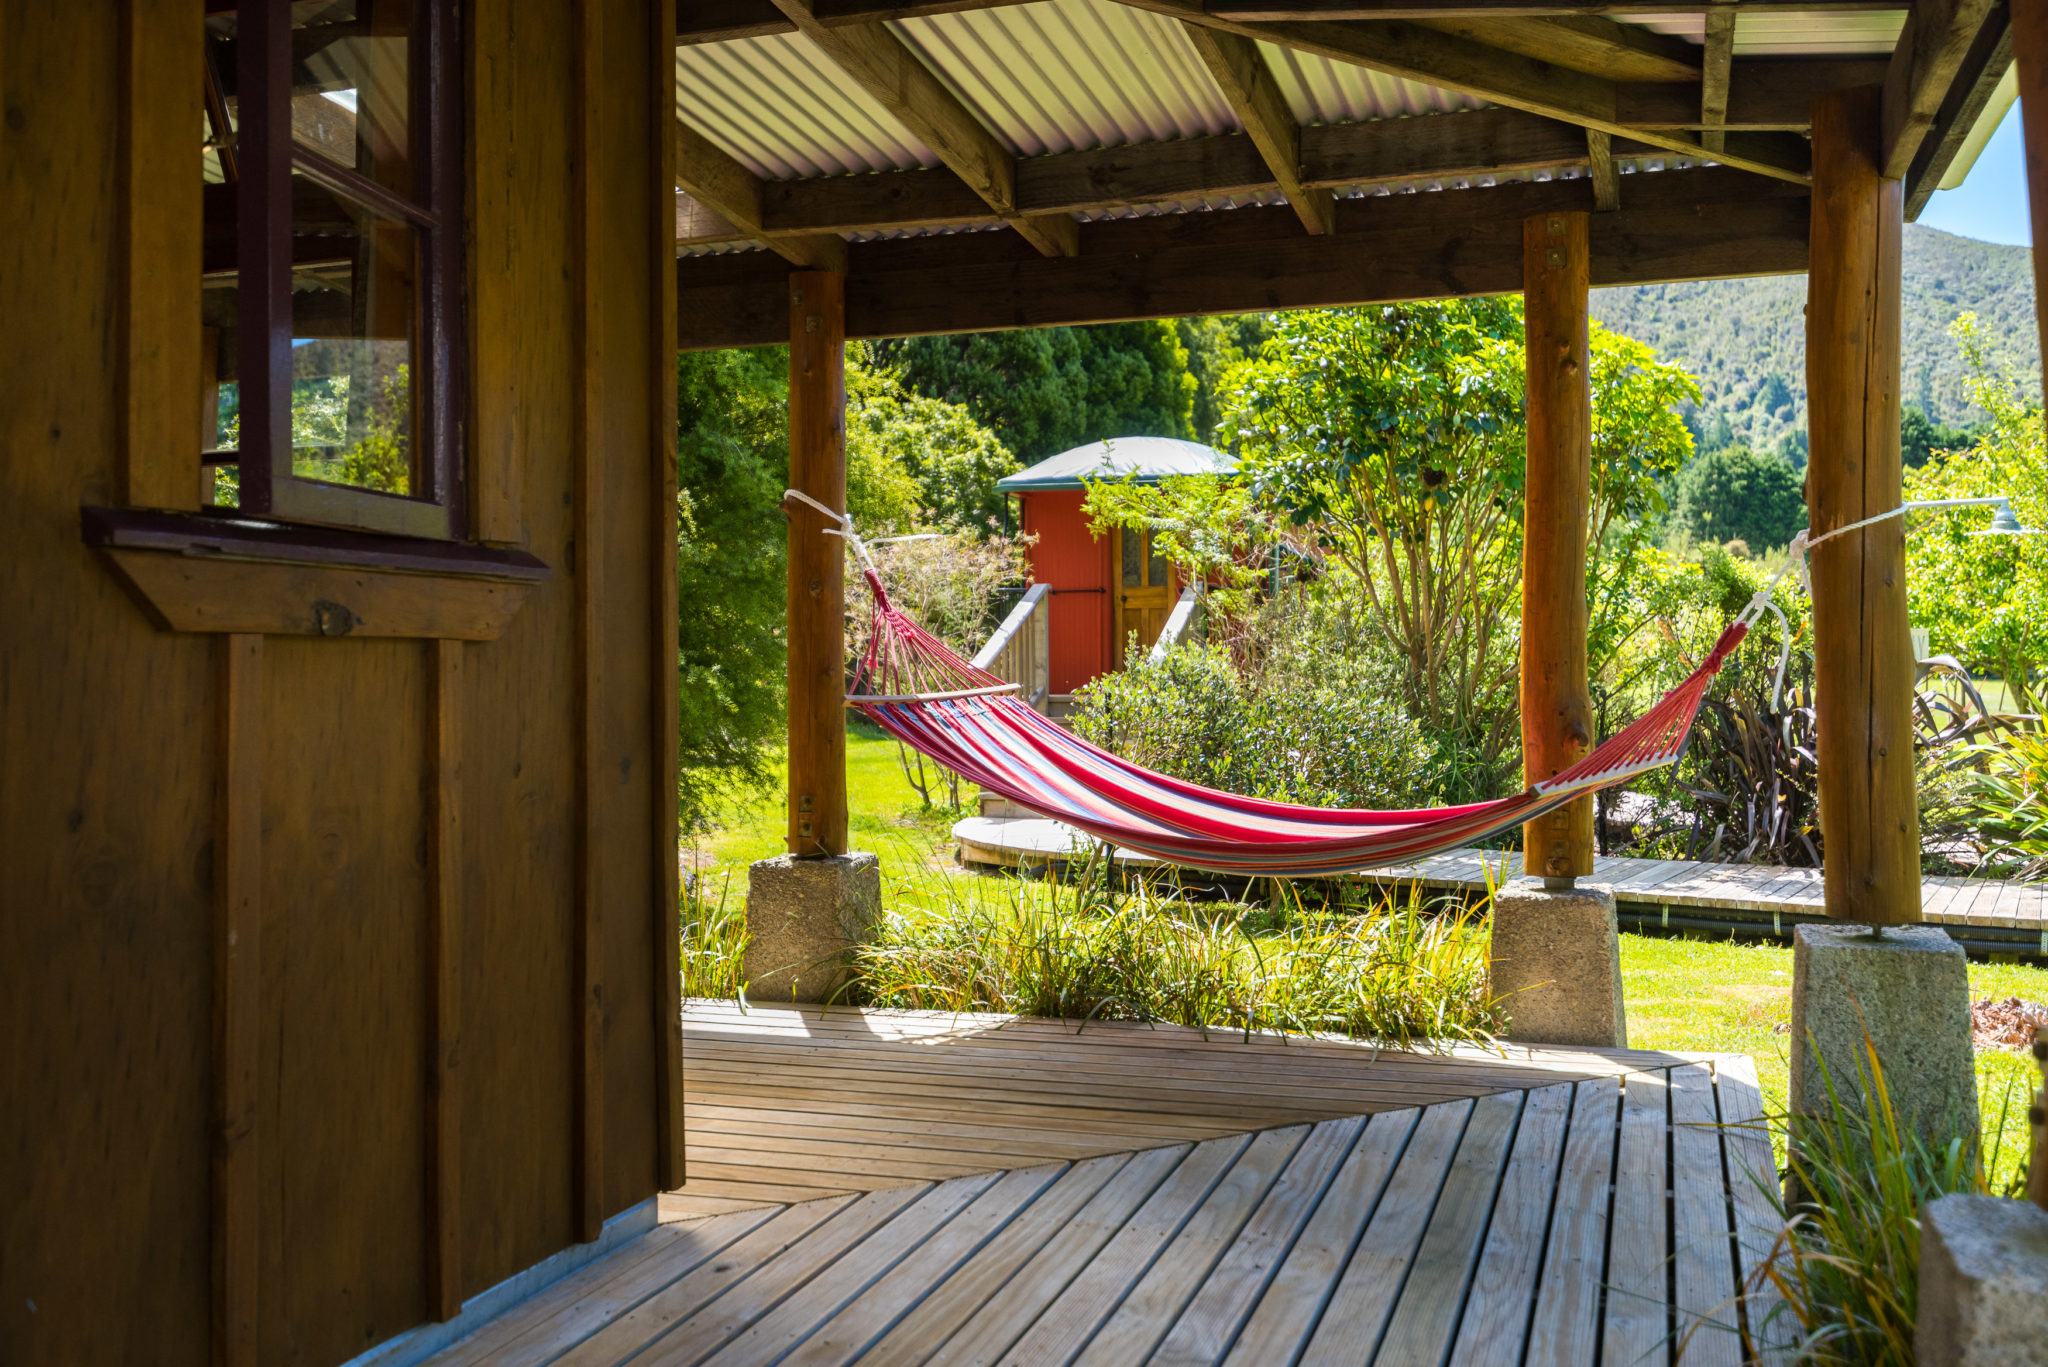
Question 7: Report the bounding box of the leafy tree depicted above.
[1177,314,1272,444]
[1905,314,2048,711]
[871,321,1196,463]
[1673,444,1807,552]
[1900,402,1981,468]
[674,347,791,828]
[1223,300,1529,767]
[1079,471,1281,618]
[846,350,1019,533]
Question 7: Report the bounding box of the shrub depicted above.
[1673,443,1809,553]
[1068,597,1451,808]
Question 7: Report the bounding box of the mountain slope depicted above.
[1591,225,2037,459]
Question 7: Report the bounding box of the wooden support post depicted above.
[787,271,849,858]
[1521,210,1595,882]
[2018,0,2048,417]
[1807,86,1921,925]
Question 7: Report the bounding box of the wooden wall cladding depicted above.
[0,2,682,1365]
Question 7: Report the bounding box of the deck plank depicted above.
[1222,1109,1419,1366]
[1671,1064,1742,1367]
[1372,1088,1525,1365]
[1072,1125,1312,1365]
[1151,1116,1366,1367]
[1716,1057,1797,1366]
[1525,1078,1621,1366]
[1447,1082,1575,1367]
[1295,1099,1474,1367]
[1603,1073,1672,1367]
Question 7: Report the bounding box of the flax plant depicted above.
[680,867,749,1001]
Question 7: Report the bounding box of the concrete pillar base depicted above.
[1917,1195,2048,1366]
[1488,880,1627,1048]
[744,852,881,1003]
[1788,923,1978,1151]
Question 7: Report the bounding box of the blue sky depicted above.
[1916,105,2029,246]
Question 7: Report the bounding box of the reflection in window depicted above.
[1121,527,1142,587]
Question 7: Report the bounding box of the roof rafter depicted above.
[1180,24,1338,234]
[1415,14,1701,83]
[765,0,1078,256]
[674,119,847,270]
[1586,128,1619,209]
[1882,0,2000,180]
[1700,1,1736,152]
[1903,13,2011,217]
[689,109,1587,245]
[1117,1,1812,182]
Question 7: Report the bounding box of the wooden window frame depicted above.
[233,0,468,541]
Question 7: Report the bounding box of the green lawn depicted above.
[689,716,974,879]
[1622,931,2044,1186]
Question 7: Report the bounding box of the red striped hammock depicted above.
[815,495,1774,878]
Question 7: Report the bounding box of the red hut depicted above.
[999,437,1235,698]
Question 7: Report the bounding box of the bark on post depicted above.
[2017,0,2048,421]
[1521,210,1595,881]
[1807,86,1921,924]
[786,271,849,857]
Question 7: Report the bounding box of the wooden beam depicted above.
[1521,210,1595,881]
[1213,1,1904,14]
[767,0,1078,255]
[213,633,262,1367]
[1419,15,1702,84]
[1117,5,1813,184]
[733,108,1586,243]
[675,119,846,271]
[1806,85,1920,925]
[680,167,1809,347]
[2021,0,2048,428]
[1181,25,1337,234]
[1616,59,1890,129]
[1902,15,2011,216]
[426,638,463,1322]
[1882,0,2000,180]
[1701,3,1736,152]
[787,273,851,857]
[1587,128,1619,209]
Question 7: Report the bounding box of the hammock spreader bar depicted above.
[791,489,1778,879]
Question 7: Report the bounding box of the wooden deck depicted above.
[955,817,2048,955]
[424,1004,1792,1365]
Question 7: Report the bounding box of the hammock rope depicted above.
[790,488,1785,878]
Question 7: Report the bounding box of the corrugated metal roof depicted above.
[1259,41,1484,124]
[1631,8,1906,56]
[676,35,932,179]
[998,436,1235,491]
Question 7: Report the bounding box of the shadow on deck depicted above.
[424,1003,1792,1365]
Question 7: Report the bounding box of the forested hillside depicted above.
[1591,225,2037,461]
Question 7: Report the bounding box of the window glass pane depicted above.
[1148,535,1168,587]
[1121,527,1141,588]
[293,1,413,199]
[285,182,418,495]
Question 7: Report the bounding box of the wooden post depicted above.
[1807,86,1921,925]
[2017,0,2048,421]
[787,271,849,857]
[1521,210,1595,882]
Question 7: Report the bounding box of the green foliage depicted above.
[1748,1033,2000,1366]
[680,870,749,1001]
[674,347,793,828]
[1592,224,2040,457]
[854,857,1501,1049]
[1079,471,1279,617]
[1904,314,2048,711]
[847,350,1019,533]
[870,321,1196,463]
[1069,598,1446,808]
[1224,300,1528,766]
[1176,314,1273,443]
[1674,444,1808,553]
[1953,729,2048,881]
[1901,402,1982,467]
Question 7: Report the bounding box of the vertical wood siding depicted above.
[0,2,680,1363]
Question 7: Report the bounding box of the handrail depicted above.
[972,583,1051,712]
[1147,586,1199,662]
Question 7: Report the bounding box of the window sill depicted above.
[82,506,550,640]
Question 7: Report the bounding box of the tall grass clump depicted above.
[680,868,748,1000]
[853,851,1502,1049]
[1743,1033,2016,1366]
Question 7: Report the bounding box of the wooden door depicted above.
[1113,526,1173,666]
